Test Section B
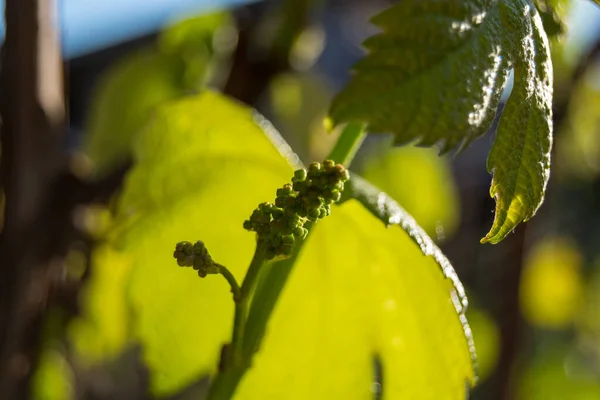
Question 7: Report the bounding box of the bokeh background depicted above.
[6,0,600,399]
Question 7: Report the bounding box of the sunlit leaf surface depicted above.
[329,0,554,244]
[74,91,473,398]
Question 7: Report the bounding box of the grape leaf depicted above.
[329,0,554,244]
[483,2,552,243]
[73,91,474,398]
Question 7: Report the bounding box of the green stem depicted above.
[326,122,366,167]
[243,233,307,360]
[217,264,241,302]
[207,246,266,400]
[229,244,265,366]
[207,126,364,400]
[240,244,266,299]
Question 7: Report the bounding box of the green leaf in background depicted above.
[516,346,600,400]
[360,144,459,238]
[83,49,186,176]
[268,72,337,162]
[32,349,74,400]
[82,13,230,177]
[556,65,600,180]
[519,237,583,329]
[329,0,554,244]
[74,91,474,398]
[534,0,568,38]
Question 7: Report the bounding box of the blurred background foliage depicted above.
[23,0,600,399]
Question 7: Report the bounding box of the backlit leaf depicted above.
[76,91,474,398]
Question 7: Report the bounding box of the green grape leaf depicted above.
[556,65,600,179]
[32,350,74,400]
[329,0,554,244]
[483,2,553,243]
[74,91,474,398]
[236,200,474,400]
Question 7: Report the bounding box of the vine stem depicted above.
[227,245,265,367]
[326,123,366,166]
[217,264,241,302]
[206,124,366,400]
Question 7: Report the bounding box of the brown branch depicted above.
[0,0,67,398]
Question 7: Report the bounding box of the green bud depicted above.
[287,214,301,228]
[270,222,283,235]
[308,207,320,219]
[331,190,341,202]
[297,207,307,218]
[335,164,350,181]
[284,206,296,217]
[294,168,307,181]
[258,213,271,224]
[293,226,305,237]
[293,180,307,195]
[282,184,293,195]
[193,241,207,256]
[257,224,270,235]
[324,188,340,202]
[285,196,296,207]
[250,209,262,222]
[243,220,253,230]
[259,202,272,213]
[271,208,284,219]
[265,248,276,260]
[319,207,327,219]
[271,235,282,247]
[276,188,284,198]
[281,244,293,256]
[275,197,285,208]
[174,241,195,266]
[323,159,335,171]
[308,162,321,175]
[282,235,295,245]
[309,197,322,208]
[320,176,329,187]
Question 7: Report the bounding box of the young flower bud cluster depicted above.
[174,240,219,277]
[243,160,350,260]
